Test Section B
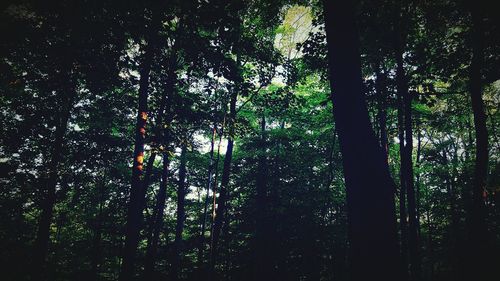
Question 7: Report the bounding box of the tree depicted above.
[118,8,162,280]
[322,0,401,280]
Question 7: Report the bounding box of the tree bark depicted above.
[209,118,225,258]
[322,1,401,280]
[211,88,237,266]
[463,4,491,281]
[198,124,217,267]
[254,115,273,281]
[397,89,409,279]
[403,83,420,281]
[394,2,420,278]
[118,37,155,281]
[144,153,170,280]
[173,143,188,280]
[143,51,177,280]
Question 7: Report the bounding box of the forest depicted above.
[0,0,499,280]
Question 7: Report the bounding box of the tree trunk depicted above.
[144,153,170,280]
[397,89,409,279]
[211,88,237,267]
[143,53,177,280]
[442,149,459,279]
[198,124,216,267]
[415,116,422,238]
[173,143,188,279]
[209,118,225,258]
[394,2,420,278]
[254,115,273,281]
[463,4,491,281]
[322,1,401,280]
[118,36,155,281]
[425,209,434,281]
[403,81,420,281]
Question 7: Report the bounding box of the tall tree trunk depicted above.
[198,124,216,267]
[254,115,273,281]
[173,143,188,280]
[394,2,420,278]
[143,53,177,280]
[209,118,225,258]
[415,116,422,238]
[443,150,459,278]
[211,88,237,267]
[32,76,75,280]
[119,35,155,281]
[463,4,491,281]
[425,209,434,281]
[403,80,420,281]
[144,153,170,280]
[322,1,401,280]
[397,89,409,279]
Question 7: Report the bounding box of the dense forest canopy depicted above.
[0,0,499,281]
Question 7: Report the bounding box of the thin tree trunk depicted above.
[403,84,420,281]
[209,118,225,260]
[198,124,217,267]
[322,1,401,280]
[425,209,434,281]
[211,88,237,267]
[144,153,170,279]
[394,2,420,278]
[443,149,459,278]
[143,53,177,280]
[118,38,155,281]
[173,143,188,280]
[415,116,422,238]
[397,90,409,279]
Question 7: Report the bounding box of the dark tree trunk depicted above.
[397,90,409,279]
[469,0,488,245]
[425,209,434,281]
[198,124,216,267]
[211,88,237,266]
[32,78,75,281]
[143,54,177,280]
[403,83,420,281]
[209,121,225,254]
[463,4,491,281]
[143,152,157,195]
[415,116,422,238]
[322,1,401,280]
[394,2,420,278]
[254,115,273,281]
[118,38,155,281]
[144,153,170,280]
[173,144,188,280]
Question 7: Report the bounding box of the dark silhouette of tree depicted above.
[322,0,401,280]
